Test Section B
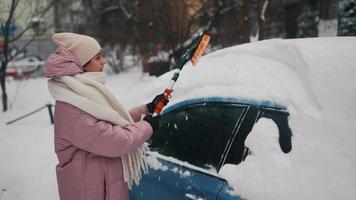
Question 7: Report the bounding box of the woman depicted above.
[43,32,165,200]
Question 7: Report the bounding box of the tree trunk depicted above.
[320,0,339,20]
[242,0,251,43]
[141,52,150,73]
[319,0,339,36]
[1,40,9,112]
[257,0,263,40]
[0,42,8,111]
[284,2,303,38]
[53,0,60,32]
[137,35,150,73]
[0,74,8,112]
[0,0,17,112]
[257,0,266,40]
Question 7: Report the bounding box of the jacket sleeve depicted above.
[129,104,150,122]
[66,111,153,158]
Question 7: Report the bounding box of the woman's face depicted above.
[84,53,106,72]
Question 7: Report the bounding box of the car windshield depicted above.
[149,103,246,171]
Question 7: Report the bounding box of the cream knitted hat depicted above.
[52,32,101,66]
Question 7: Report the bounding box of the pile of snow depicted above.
[1,37,356,200]
[200,37,355,200]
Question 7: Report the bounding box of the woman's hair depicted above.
[83,60,91,68]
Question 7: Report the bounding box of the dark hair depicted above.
[83,60,91,68]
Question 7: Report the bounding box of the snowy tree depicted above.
[338,0,356,36]
[297,2,319,37]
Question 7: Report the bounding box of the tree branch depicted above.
[8,1,54,43]
[8,24,54,63]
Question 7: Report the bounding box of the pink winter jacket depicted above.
[44,47,153,200]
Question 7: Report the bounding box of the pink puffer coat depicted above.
[44,47,153,200]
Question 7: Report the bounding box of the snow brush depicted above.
[153,32,210,116]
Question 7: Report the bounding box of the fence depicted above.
[6,104,54,125]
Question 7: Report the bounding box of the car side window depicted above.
[149,103,245,171]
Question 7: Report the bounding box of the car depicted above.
[127,37,356,199]
[6,55,44,79]
[130,96,292,200]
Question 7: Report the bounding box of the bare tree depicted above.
[0,0,54,111]
[0,0,18,112]
[82,0,228,74]
[136,0,226,68]
[80,0,267,74]
[81,0,149,72]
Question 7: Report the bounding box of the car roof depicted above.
[162,96,287,114]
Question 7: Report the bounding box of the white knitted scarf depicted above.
[48,72,148,188]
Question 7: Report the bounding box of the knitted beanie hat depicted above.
[52,32,101,66]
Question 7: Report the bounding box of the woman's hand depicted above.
[143,115,160,131]
[146,93,169,113]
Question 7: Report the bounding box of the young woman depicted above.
[43,32,165,200]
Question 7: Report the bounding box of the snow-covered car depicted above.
[127,37,356,200]
[130,97,292,200]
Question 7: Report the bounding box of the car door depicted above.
[130,101,247,200]
[217,106,293,200]
[130,154,188,200]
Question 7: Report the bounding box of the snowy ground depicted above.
[1,37,356,200]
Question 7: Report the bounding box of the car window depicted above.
[149,103,246,171]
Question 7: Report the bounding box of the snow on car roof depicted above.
[147,37,356,117]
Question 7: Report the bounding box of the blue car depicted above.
[130,97,292,200]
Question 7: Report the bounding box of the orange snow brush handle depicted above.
[153,88,172,116]
[192,34,210,65]
[153,32,210,116]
